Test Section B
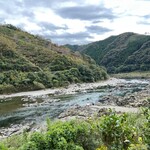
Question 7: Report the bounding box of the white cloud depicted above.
[0,0,150,44]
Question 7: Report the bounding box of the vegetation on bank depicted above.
[0,107,149,150]
[0,24,107,94]
[111,71,150,79]
[67,32,150,73]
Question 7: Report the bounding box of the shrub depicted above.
[0,143,8,150]
[141,107,150,149]
[30,132,47,150]
[128,137,147,150]
[98,111,136,149]
[19,141,37,150]
[1,110,149,150]
[46,120,96,150]
[52,79,60,87]
[0,84,16,94]
[33,81,45,90]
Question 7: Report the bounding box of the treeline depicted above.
[0,65,107,94]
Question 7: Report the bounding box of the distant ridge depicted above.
[66,32,150,73]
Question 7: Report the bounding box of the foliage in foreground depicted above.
[0,108,149,150]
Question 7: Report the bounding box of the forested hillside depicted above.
[0,24,107,94]
[66,32,150,73]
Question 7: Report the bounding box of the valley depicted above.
[0,78,149,139]
[66,32,150,73]
[0,24,150,149]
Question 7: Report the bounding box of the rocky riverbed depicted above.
[0,78,122,99]
[0,78,150,139]
[58,84,150,120]
[59,79,150,120]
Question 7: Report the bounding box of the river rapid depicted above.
[0,78,149,138]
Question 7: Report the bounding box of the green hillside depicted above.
[67,32,150,73]
[64,44,81,51]
[0,24,107,94]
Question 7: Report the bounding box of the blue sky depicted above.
[0,0,150,44]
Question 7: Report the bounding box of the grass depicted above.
[111,71,150,79]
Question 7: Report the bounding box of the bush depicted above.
[99,111,136,149]
[128,137,147,150]
[0,143,8,150]
[33,81,45,90]
[46,120,97,150]
[52,79,60,87]
[67,143,84,150]
[141,108,150,149]
[19,141,37,150]
[30,132,47,150]
[0,84,16,94]
[2,110,149,150]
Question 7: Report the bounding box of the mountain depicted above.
[66,32,150,73]
[0,24,107,94]
[64,44,81,51]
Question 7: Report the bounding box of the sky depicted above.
[0,0,150,45]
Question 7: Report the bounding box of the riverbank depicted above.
[0,78,149,139]
[1,108,149,150]
[112,71,150,79]
[58,105,139,121]
[0,78,123,99]
[58,84,150,120]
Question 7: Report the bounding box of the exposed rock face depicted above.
[115,95,136,106]
[99,96,118,105]
[0,123,34,139]
[58,105,96,120]
[98,85,150,107]
[59,84,150,121]
[97,108,113,117]
[58,104,139,121]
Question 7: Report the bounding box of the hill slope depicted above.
[0,24,107,94]
[66,32,150,73]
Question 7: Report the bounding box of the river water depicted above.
[0,78,149,136]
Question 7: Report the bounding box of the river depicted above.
[0,78,149,138]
